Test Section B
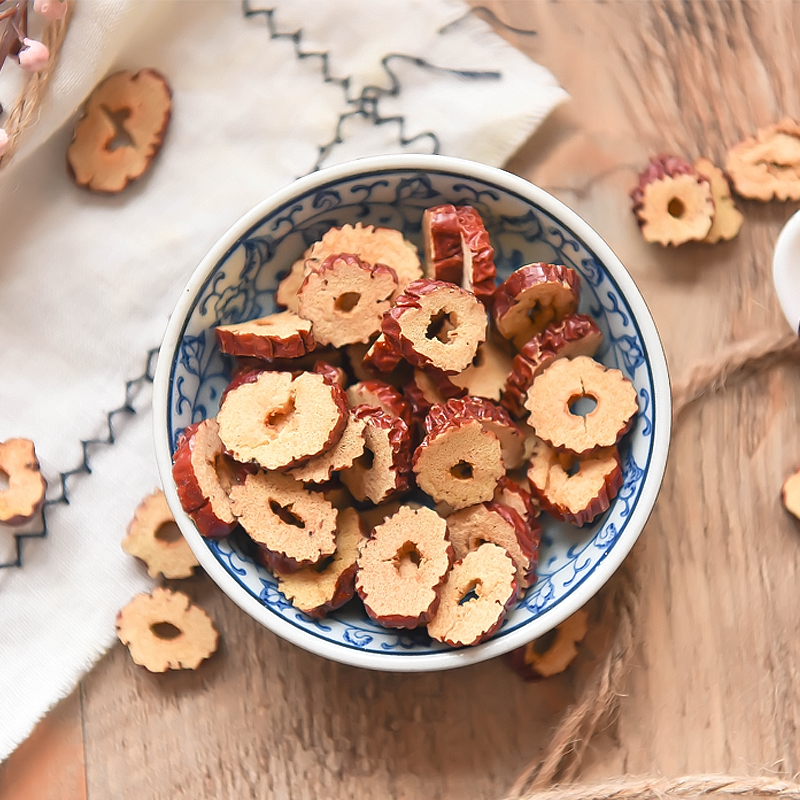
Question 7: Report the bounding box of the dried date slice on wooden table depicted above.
[356,505,453,629]
[630,154,714,245]
[116,588,218,673]
[427,542,518,647]
[122,488,199,579]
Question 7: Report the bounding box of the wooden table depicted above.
[4,2,800,797]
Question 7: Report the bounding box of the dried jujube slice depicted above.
[451,339,514,402]
[494,475,539,528]
[0,438,46,525]
[340,406,413,504]
[524,356,638,456]
[274,507,365,619]
[67,69,172,194]
[493,263,580,349]
[526,437,623,526]
[426,396,526,470]
[725,119,800,201]
[362,333,403,374]
[356,505,452,628]
[276,252,309,313]
[427,542,517,647]
[171,419,239,539]
[423,204,463,284]
[382,279,487,374]
[413,416,504,510]
[403,368,465,431]
[694,157,743,243]
[506,609,589,679]
[457,205,496,302]
[502,313,603,418]
[116,588,218,673]
[346,380,414,432]
[216,370,348,470]
[305,222,422,293]
[229,471,337,573]
[630,155,714,245]
[343,341,375,383]
[215,311,316,361]
[122,488,199,579]
[297,253,398,347]
[446,502,539,591]
[312,359,348,388]
[287,410,366,484]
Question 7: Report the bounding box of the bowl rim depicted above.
[152,153,671,672]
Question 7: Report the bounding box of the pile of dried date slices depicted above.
[159,201,639,662]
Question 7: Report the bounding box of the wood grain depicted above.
[17,2,800,798]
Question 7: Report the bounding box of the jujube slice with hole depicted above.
[446,501,540,591]
[425,395,526,469]
[229,471,337,573]
[297,253,398,346]
[630,154,714,245]
[506,608,589,679]
[0,438,46,525]
[694,157,743,242]
[305,222,421,294]
[413,415,504,510]
[356,505,453,629]
[171,418,241,538]
[492,263,580,348]
[381,279,487,374]
[402,367,466,431]
[502,313,603,418]
[274,507,365,619]
[340,406,413,504]
[115,587,218,673]
[494,475,540,528]
[725,119,800,201]
[215,310,316,361]
[527,437,623,526]
[287,409,367,484]
[427,542,517,647]
[524,356,638,456]
[67,69,172,193]
[122,488,199,579]
[216,370,348,470]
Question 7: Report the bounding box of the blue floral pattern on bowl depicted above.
[165,165,657,658]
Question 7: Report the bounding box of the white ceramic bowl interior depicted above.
[153,154,671,672]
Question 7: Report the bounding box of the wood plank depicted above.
[0,689,86,800]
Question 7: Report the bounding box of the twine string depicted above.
[0,0,73,170]
[507,328,800,800]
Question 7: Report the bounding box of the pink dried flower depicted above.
[33,0,68,20]
[18,38,49,72]
[0,129,9,157]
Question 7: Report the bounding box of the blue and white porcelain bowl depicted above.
[153,154,671,672]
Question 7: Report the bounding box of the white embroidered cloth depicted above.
[0,0,566,761]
